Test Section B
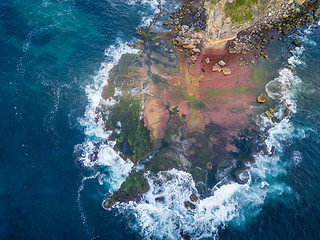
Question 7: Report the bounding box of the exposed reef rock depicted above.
[97,0,320,208]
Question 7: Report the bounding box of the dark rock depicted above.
[284,108,290,117]
[184,201,196,209]
[293,38,299,45]
[269,146,276,157]
[155,197,165,202]
[180,230,191,240]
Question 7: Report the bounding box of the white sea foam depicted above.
[126,170,243,239]
[292,151,303,165]
[74,41,139,211]
[123,0,179,29]
[77,172,102,236]
[76,41,138,165]
[126,113,300,239]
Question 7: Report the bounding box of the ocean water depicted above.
[1,0,320,239]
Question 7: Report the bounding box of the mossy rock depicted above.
[106,95,161,163]
[106,171,149,208]
[109,53,140,85]
[138,27,158,42]
[145,148,181,173]
[101,83,115,99]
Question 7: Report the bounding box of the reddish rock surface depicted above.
[144,97,170,139]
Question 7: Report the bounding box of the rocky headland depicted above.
[94,0,320,209]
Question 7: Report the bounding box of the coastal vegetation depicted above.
[224,0,258,23]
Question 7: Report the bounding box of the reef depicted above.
[96,0,320,209]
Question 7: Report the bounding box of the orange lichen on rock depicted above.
[144,97,170,139]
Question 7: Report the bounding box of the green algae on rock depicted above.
[105,96,161,164]
[102,171,149,209]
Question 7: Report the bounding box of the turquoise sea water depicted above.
[1,0,320,239]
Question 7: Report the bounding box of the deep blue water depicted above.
[0,0,149,239]
[1,0,320,239]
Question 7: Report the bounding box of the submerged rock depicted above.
[285,108,290,117]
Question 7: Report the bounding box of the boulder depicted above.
[155,197,165,202]
[212,64,220,72]
[268,108,275,114]
[218,60,226,67]
[184,201,196,209]
[269,146,276,157]
[222,67,231,76]
[205,57,210,64]
[256,93,266,103]
[190,55,198,61]
[190,193,198,202]
[264,110,273,119]
[285,108,290,117]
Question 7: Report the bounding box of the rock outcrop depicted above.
[173,0,314,53]
[98,0,320,209]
